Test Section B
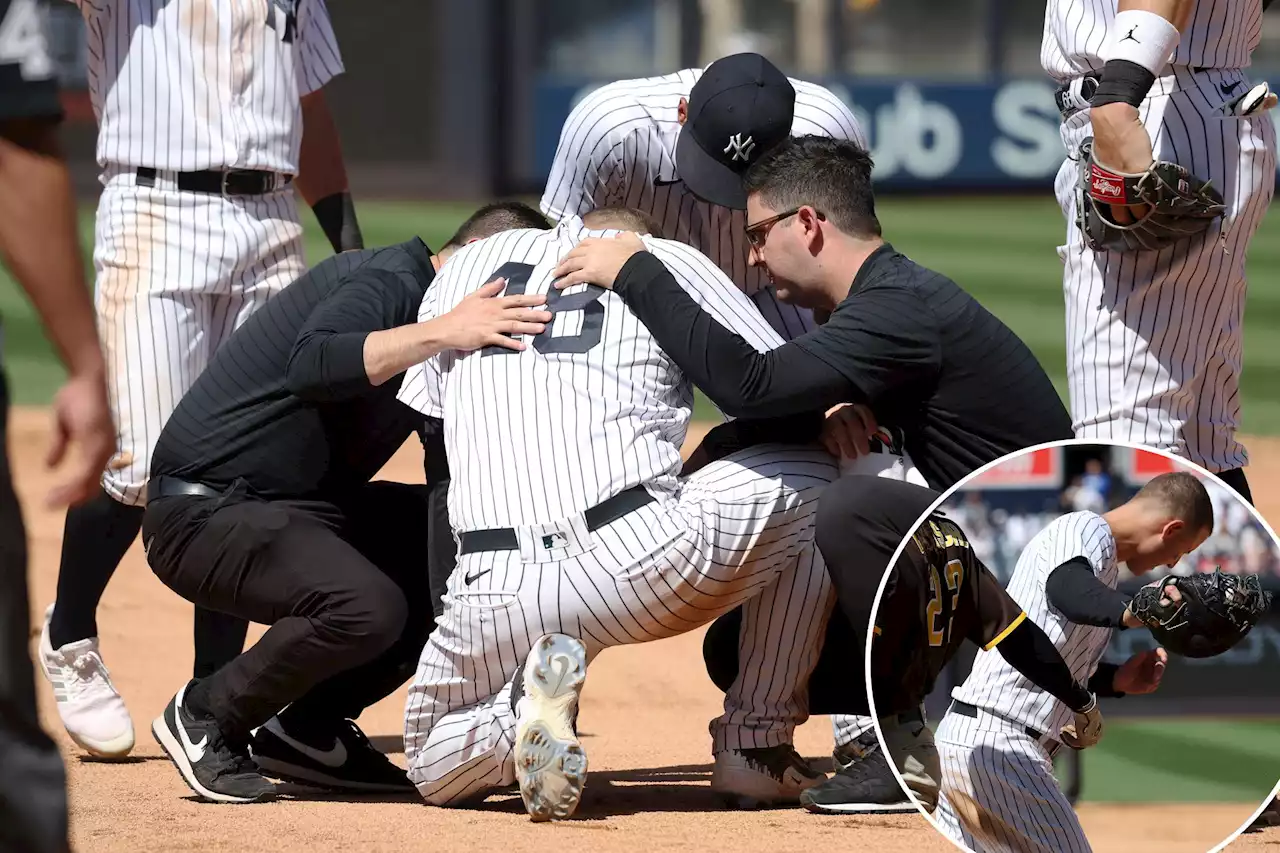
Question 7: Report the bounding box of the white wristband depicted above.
[1105,9,1180,74]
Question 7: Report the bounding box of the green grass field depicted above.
[3,197,1279,434]
[1075,718,1280,803]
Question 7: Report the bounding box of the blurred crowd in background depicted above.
[943,474,1280,585]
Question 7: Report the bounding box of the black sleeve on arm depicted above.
[1045,557,1130,628]
[995,617,1094,712]
[612,252,858,418]
[1087,662,1125,698]
[286,269,417,402]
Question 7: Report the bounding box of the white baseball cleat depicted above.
[513,633,589,822]
[38,605,135,759]
[711,744,825,808]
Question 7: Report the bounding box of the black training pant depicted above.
[0,374,70,853]
[142,481,433,737]
[704,475,940,716]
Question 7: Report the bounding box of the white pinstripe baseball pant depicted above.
[933,707,1089,853]
[93,167,305,505]
[403,445,838,806]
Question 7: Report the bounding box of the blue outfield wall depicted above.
[533,76,1280,191]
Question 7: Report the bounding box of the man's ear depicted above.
[677,97,688,126]
[1160,518,1186,541]
[798,205,824,250]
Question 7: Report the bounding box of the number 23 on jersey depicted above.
[927,559,965,648]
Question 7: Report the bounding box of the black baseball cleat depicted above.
[151,681,276,804]
[251,716,413,793]
[800,744,916,814]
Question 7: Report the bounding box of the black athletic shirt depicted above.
[150,238,436,499]
[612,244,1073,490]
[873,515,1024,708]
[874,515,1094,714]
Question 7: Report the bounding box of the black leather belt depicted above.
[951,701,1061,756]
[458,485,656,555]
[135,167,292,196]
[1055,67,1215,120]
[147,475,226,503]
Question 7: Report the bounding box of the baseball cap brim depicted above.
[675,127,749,210]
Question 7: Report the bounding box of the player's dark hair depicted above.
[1136,471,1215,534]
[582,206,665,238]
[743,135,882,239]
[443,201,551,250]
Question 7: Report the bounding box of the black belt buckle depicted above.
[221,169,274,196]
[147,475,225,502]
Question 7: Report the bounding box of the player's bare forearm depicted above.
[363,324,452,388]
[296,90,363,253]
[0,119,104,379]
[295,90,349,205]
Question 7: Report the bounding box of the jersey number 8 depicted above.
[480,262,605,356]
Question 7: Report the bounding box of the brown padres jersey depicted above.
[871,515,1025,715]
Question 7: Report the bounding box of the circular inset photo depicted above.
[864,441,1280,853]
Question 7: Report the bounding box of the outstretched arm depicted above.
[969,561,1095,712]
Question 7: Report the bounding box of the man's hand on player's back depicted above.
[431,278,551,353]
[553,233,647,291]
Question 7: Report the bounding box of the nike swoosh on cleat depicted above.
[176,708,208,763]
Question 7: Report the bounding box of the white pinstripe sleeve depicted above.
[396,270,453,419]
[1045,513,1112,578]
[296,0,344,95]
[540,87,631,221]
[644,238,785,355]
[793,80,869,150]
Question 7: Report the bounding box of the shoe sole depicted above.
[66,726,136,760]
[254,755,414,794]
[514,634,588,822]
[801,798,919,815]
[710,757,822,809]
[151,714,275,805]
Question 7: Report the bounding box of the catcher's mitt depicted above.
[1128,568,1272,659]
[1076,137,1226,253]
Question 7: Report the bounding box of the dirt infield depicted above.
[11,409,1277,853]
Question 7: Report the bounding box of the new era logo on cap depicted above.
[674,53,796,209]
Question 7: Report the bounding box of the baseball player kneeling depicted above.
[398,207,840,820]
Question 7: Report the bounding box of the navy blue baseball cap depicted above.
[675,53,796,210]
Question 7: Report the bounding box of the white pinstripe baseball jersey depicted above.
[1042,0,1262,81]
[397,216,785,533]
[539,68,866,342]
[952,511,1118,736]
[72,0,343,172]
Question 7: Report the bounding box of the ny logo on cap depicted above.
[724,133,756,163]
